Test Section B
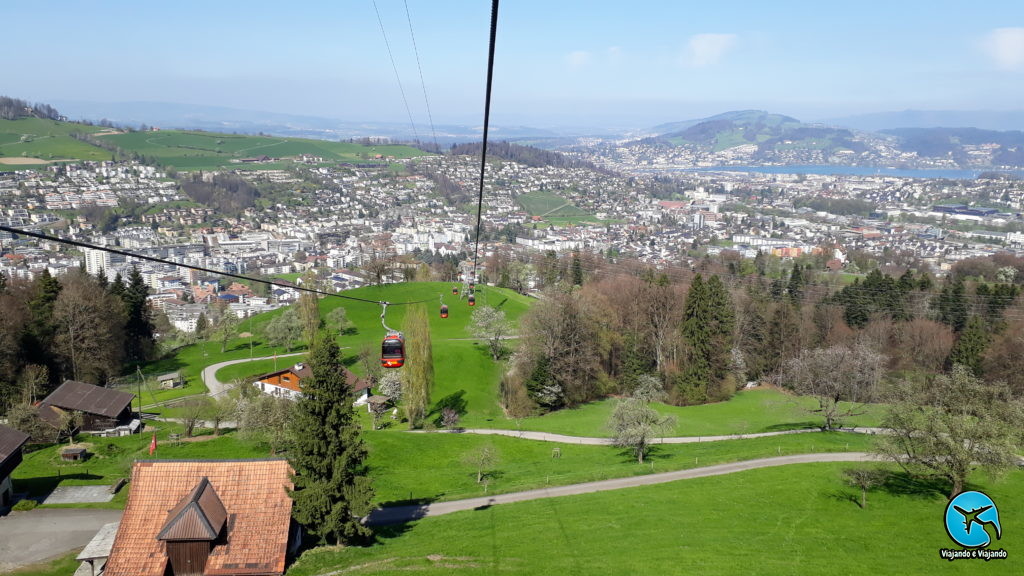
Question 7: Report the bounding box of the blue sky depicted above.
[2,1,1023,128]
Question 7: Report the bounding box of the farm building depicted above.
[38,380,137,437]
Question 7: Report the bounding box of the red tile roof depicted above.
[104,459,293,576]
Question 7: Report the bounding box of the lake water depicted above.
[667,165,1024,180]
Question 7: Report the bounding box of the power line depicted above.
[373,0,420,143]
[403,0,439,153]
[470,0,500,289]
[0,224,432,307]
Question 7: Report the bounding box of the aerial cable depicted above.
[380,302,395,332]
[470,0,500,292]
[0,224,432,307]
[403,0,440,153]
[373,0,420,143]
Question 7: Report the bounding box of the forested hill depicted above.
[450,141,615,174]
[0,95,62,121]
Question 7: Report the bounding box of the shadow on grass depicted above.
[14,472,106,498]
[762,421,820,432]
[366,494,443,537]
[879,471,950,500]
[428,390,468,426]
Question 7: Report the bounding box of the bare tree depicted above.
[781,343,884,430]
[461,443,498,484]
[877,365,1024,498]
[179,397,210,437]
[266,307,303,352]
[843,468,889,509]
[470,306,511,361]
[52,272,124,382]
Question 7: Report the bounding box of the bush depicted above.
[12,499,38,511]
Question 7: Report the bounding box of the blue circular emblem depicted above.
[944,491,1001,548]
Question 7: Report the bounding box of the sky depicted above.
[2,0,1023,130]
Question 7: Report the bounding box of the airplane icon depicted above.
[953,505,999,538]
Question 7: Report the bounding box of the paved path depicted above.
[200,353,305,397]
[0,508,123,571]
[367,452,874,526]
[423,426,887,445]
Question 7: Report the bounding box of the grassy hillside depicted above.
[0,118,110,163]
[290,462,1024,575]
[99,130,429,170]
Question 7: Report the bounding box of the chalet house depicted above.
[0,424,30,507]
[104,459,296,576]
[253,362,371,404]
[38,380,136,436]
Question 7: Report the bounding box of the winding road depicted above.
[425,426,886,445]
[200,352,305,397]
[367,452,876,526]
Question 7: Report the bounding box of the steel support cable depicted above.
[470,0,500,291]
[0,224,432,306]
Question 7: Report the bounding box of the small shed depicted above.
[61,446,88,462]
[157,372,184,389]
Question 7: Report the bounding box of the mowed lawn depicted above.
[289,463,1024,576]
[99,130,428,169]
[366,430,875,504]
[494,388,887,437]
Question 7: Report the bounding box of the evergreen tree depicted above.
[123,267,155,362]
[289,337,373,544]
[946,316,990,376]
[786,264,804,304]
[401,304,433,427]
[195,313,209,338]
[94,268,108,290]
[108,272,126,300]
[26,270,63,384]
[935,278,968,333]
[679,275,735,403]
[571,251,584,286]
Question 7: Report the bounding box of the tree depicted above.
[289,338,372,545]
[266,307,303,352]
[122,267,155,362]
[204,395,236,436]
[326,306,354,335]
[6,402,48,440]
[878,365,1024,498]
[401,304,434,427]
[843,468,888,509]
[678,275,735,403]
[297,274,323,346]
[179,397,210,438]
[52,271,124,383]
[236,393,292,453]
[461,442,498,484]
[782,343,884,430]
[195,313,209,338]
[470,306,511,361]
[608,379,676,464]
[946,315,990,376]
[213,312,239,354]
[377,370,403,400]
[57,409,83,444]
[571,251,584,286]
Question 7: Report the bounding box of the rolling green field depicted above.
[516,190,592,219]
[0,118,110,162]
[367,430,875,504]
[290,463,1024,575]
[99,130,429,170]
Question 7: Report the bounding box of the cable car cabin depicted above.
[469,282,475,291]
[440,304,449,318]
[452,287,459,295]
[468,294,476,306]
[381,332,405,368]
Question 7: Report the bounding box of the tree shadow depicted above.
[878,471,950,500]
[341,353,359,367]
[13,472,105,498]
[428,390,468,426]
[493,297,509,310]
[826,489,864,508]
[366,494,443,538]
[762,421,820,432]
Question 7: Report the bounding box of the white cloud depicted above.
[567,50,591,69]
[982,27,1024,71]
[682,33,738,68]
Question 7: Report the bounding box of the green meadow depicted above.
[290,463,1024,576]
[0,118,110,162]
[99,130,429,170]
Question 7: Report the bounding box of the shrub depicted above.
[12,499,38,511]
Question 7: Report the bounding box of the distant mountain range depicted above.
[640,110,1024,168]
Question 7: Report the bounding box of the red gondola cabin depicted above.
[452,287,459,295]
[381,331,405,368]
[440,304,449,318]
[468,294,476,306]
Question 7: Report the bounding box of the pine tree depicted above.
[289,337,373,545]
[123,267,155,362]
[25,270,63,384]
[947,316,990,376]
[401,304,433,427]
[571,251,584,286]
[786,264,804,303]
[679,274,735,403]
